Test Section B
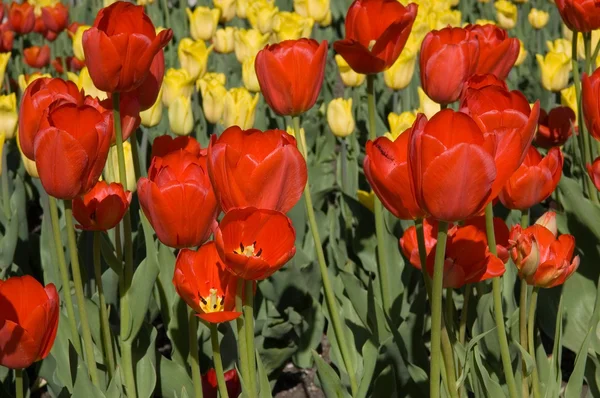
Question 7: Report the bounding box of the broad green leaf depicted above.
[73,361,105,398]
[356,339,377,398]
[312,350,350,398]
[157,355,194,398]
[257,349,273,398]
[125,258,159,340]
[136,326,158,398]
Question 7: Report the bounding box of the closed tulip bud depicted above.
[236,0,249,18]
[294,0,330,25]
[247,0,278,34]
[222,87,259,129]
[272,11,314,42]
[24,45,51,68]
[514,39,527,66]
[234,28,271,63]
[466,24,519,80]
[383,46,417,91]
[357,189,375,212]
[162,68,195,107]
[68,66,108,101]
[385,111,417,141]
[214,27,235,53]
[18,73,51,93]
[494,0,517,30]
[17,135,39,178]
[199,78,228,124]
[140,86,163,127]
[104,140,136,192]
[556,0,600,32]
[535,211,558,236]
[186,7,220,41]
[529,8,549,29]
[327,98,355,137]
[242,55,261,92]
[475,19,496,25]
[70,24,90,61]
[536,106,575,148]
[72,181,132,231]
[178,38,213,80]
[199,72,227,88]
[537,51,572,92]
[8,2,35,34]
[587,156,600,191]
[214,0,236,22]
[561,85,578,124]
[510,230,540,278]
[417,87,440,119]
[335,54,365,87]
[169,96,194,136]
[0,52,9,90]
[399,218,437,269]
[547,38,572,57]
[0,94,17,140]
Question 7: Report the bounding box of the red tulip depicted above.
[419,27,480,105]
[34,101,113,199]
[84,95,141,144]
[408,111,497,222]
[82,1,172,93]
[0,4,4,22]
[587,156,600,191]
[41,3,69,34]
[499,146,564,210]
[173,242,241,324]
[536,107,576,148]
[151,135,203,159]
[24,45,51,68]
[555,0,600,32]
[214,207,296,280]
[126,49,165,111]
[19,78,83,160]
[207,126,307,213]
[137,150,219,248]
[7,1,34,34]
[465,24,519,80]
[461,74,508,96]
[581,70,600,140]
[333,0,418,74]
[0,23,14,52]
[202,369,241,398]
[399,218,439,269]
[255,39,327,116]
[364,130,425,220]
[72,181,132,231]
[51,56,85,74]
[0,276,59,369]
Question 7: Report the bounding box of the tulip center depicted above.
[199,288,225,313]
[368,40,376,51]
[234,241,263,258]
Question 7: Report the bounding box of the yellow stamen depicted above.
[199,288,225,313]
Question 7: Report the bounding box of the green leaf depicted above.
[455,326,497,388]
[312,350,350,398]
[105,367,123,397]
[157,355,194,398]
[356,339,377,398]
[136,327,158,398]
[73,361,105,398]
[125,257,159,340]
[513,341,535,377]
[257,349,273,398]
[472,345,506,397]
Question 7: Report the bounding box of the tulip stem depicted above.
[63,200,99,386]
[458,284,472,397]
[415,219,432,298]
[93,231,116,379]
[293,116,358,395]
[1,141,10,220]
[430,221,449,398]
[48,196,82,355]
[235,279,251,397]
[188,309,204,398]
[485,204,518,398]
[519,211,530,398]
[244,280,257,396]
[367,74,392,315]
[210,323,229,398]
[15,368,22,398]
[130,131,142,183]
[528,287,541,398]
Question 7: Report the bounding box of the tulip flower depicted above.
[24,45,51,69]
[125,48,165,112]
[207,126,307,213]
[555,0,600,33]
[588,156,600,191]
[536,107,576,148]
[202,368,242,398]
[515,39,528,66]
[18,73,52,92]
[178,38,213,80]
[82,94,141,144]
[499,146,564,210]
[159,68,193,108]
[72,181,132,231]
[294,0,331,25]
[236,0,249,18]
[169,96,194,136]
[529,8,549,29]
[256,39,327,116]
[104,141,137,192]
[509,212,579,288]
[70,24,90,62]
[82,1,173,93]
[385,111,417,140]
[271,11,314,42]
[0,24,13,53]
[233,28,270,63]
[17,136,38,178]
[199,78,228,124]
[247,0,279,34]
[68,66,107,100]
[173,242,241,323]
[419,27,480,105]
[151,135,202,159]
[327,98,355,137]
[536,51,572,92]
[494,0,517,30]
[242,55,260,93]
[214,0,236,22]
[561,85,578,122]
[399,218,439,269]
[140,86,163,128]
[138,149,219,248]
[0,276,59,369]
[222,87,259,129]
[465,24,519,80]
[461,73,508,95]
[333,0,418,74]
[0,93,17,140]
[581,70,600,140]
[334,55,365,87]
[383,47,417,90]
[41,3,69,34]
[213,27,235,53]
[7,1,35,34]
[186,7,220,41]
[214,207,296,280]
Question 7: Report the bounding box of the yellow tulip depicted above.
[137,0,154,4]
[495,0,517,30]
[178,38,213,80]
[0,132,5,175]
[197,72,227,90]
[214,27,235,53]
[327,98,355,138]
[234,29,271,63]
[140,86,164,128]
[384,47,417,91]
[285,125,300,138]
[528,8,549,29]
[186,7,220,41]
[475,19,496,25]
[0,94,17,140]
[71,25,91,61]
[272,12,314,42]
[335,55,366,87]
[169,96,194,136]
[103,0,118,7]
[214,0,236,22]
[0,53,10,90]
[17,135,38,178]
[546,38,572,57]
[247,0,279,34]
[536,51,572,92]
[242,55,261,92]
[417,87,440,119]
[199,78,228,124]
[104,141,136,192]
[385,111,417,141]
[67,67,107,100]
[222,87,259,129]
[514,39,528,66]
[357,190,375,213]
[432,9,462,30]
[294,0,330,25]
[18,73,52,92]
[236,0,249,18]
[561,85,578,124]
[162,68,195,107]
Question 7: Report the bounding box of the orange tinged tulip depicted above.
[399,218,438,269]
[215,207,296,280]
[24,45,51,69]
[255,39,327,116]
[499,146,563,210]
[151,135,202,159]
[364,131,425,220]
[82,1,172,93]
[587,156,600,191]
[582,70,600,140]
[0,23,14,52]
[41,3,69,34]
[72,181,132,231]
[536,107,576,148]
[465,24,519,80]
[419,27,480,105]
[333,0,417,74]
[207,126,307,213]
[7,1,34,35]
[555,0,600,33]
[173,242,242,324]
[0,276,59,369]
[137,149,219,248]
[461,74,508,95]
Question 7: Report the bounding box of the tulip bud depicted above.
[169,96,194,136]
[495,0,517,30]
[71,24,90,61]
[294,0,330,26]
[242,55,261,92]
[104,141,136,192]
[234,28,271,63]
[512,231,541,278]
[17,134,38,178]
[385,111,417,141]
[514,39,528,66]
[285,125,300,138]
[67,67,108,101]
[536,51,572,92]
[18,72,52,92]
[334,54,365,87]
[272,11,314,42]
[357,189,375,213]
[162,68,195,108]
[529,8,549,29]
[198,72,227,88]
[214,27,235,53]
[535,211,558,237]
[547,38,572,57]
[247,0,279,34]
[417,87,440,119]
[236,0,249,18]
[186,7,220,41]
[214,0,236,22]
[560,85,578,124]
[432,10,462,30]
[222,87,259,129]
[199,78,227,124]
[0,52,9,90]
[140,86,164,128]
[384,47,417,91]
[178,38,213,80]
[0,94,17,140]
[327,98,355,138]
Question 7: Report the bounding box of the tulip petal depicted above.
[82,28,122,92]
[197,311,242,324]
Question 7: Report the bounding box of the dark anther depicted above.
[200,297,207,305]
[256,248,263,257]
[213,304,217,309]
[239,242,245,252]
[220,296,225,305]
[253,241,256,246]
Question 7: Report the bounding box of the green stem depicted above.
[458,285,472,398]
[210,324,229,398]
[94,232,115,379]
[415,219,432,298]
[130,131,142,183]
[15,368,23,398]
[244,280,257,396]
[235,279,251,397]
[485,204,518,398]
[63,200,99,386]
[445,289,454,337]
[293,117,358,395]
[430,221,449,398]
[121,341,136,398]
[2,142,10,220]
[519,209,530,398]
[48,197,82,354]
[367,74,392,314]
[528,287,541,398]
[188,309,204,398]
